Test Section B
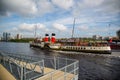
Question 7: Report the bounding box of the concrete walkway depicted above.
[0,64,16,80]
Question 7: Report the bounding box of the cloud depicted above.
[18,23,46,32]
[98,0,120,15]
[0,0,37,16]
[83,0,104,7]
[54,15,117,26]
[53,23,67,31]
[1,0,119,18]
[54,17,74,25]
[0,0,119,38]
[0,0,54,17]
[18,23,34,32]
[36,0,54,16]
[52,0,74,10]
[72,0,104,17]
[72,0,120,17]
[78,26,89,30]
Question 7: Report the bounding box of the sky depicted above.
[0,0,120,38]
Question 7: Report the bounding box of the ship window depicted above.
[69,47,71,49]
[74,47,75,50]
[68,47,69,49]
[68,47,70,49]
[73,47,74,49]
[76,47,77,50]
[76,47,77,49]
[67,47,69,49]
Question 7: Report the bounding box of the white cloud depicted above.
[36,23,46,29]
[83,0,104,7]
[53,23,67,31]
[52,0,73,10]
[1,0,119,18]
[97,0,120,15]
[18,23,46,32]
[36,0,54,16]
[19,23,34,31]
[0,0,119,38]
[54,16,115,26]
[72,0,120,18]
[72,0,104,16]
[78,26,89,30]
[54,17,74,25]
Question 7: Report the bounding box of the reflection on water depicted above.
[0,42,120,80]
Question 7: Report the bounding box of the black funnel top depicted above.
[45,34,49,36]
[52,33,55,36]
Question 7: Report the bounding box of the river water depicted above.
[0,42,120,80]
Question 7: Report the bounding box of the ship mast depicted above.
[108,24,111,38]
[71,18,76,38]
[34,24,37,38]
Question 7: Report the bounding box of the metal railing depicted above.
[0,51,79,80]
[39,60,79,80]
[0,52,44,80]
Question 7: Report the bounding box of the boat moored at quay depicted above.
[30,33,111,54]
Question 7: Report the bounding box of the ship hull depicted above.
[60,46,111,54]
[30,42,111,54]
[61,48,111,54]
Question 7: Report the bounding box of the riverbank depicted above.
[10,38,34,43]
[1,38,34,43]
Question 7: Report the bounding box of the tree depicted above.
[116,29,120,39]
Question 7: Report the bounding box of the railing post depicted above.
[9,61,13,73]
[51,73,53,80]
[3,57,6,66]
[42,59,44,75]
[65,58,67,66]
[54,56,56,70]
[64,66,67,80]
[20,66,23,80]
[24,67,26,80]
[57,57,59,69]
[74,62,76,79]
[74,61,79,80]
